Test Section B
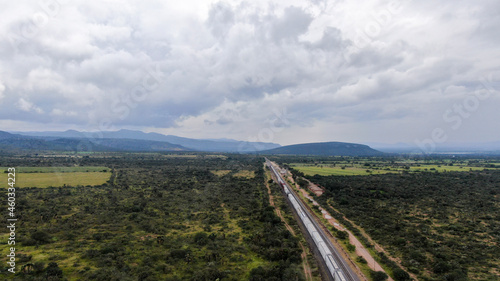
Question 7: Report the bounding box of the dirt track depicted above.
[296,187,392,278]
[306,179,324,196]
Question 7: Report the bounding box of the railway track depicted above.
[267,160,360,281]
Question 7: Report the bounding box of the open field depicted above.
[233,170,256,178]
[161,154,228,159]
[0,166,109,173]
[406,164,486,172]
[1,172,112,188]
[0,166,111,188]
[211,169,256,178]
[289,165,397,176]
[289,162,495,176]
[211,169,232,176]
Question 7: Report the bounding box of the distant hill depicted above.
[0,131,190,152]
[260,141,383,156]
[0,131,27,140]
[368,141,500,154]
[14,129,281,152]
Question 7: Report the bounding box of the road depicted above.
[266,159,360,281]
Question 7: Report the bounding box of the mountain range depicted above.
[2,130,387,156]
[4,129,499,155]
[12,129,280,152]
[0,131,188,152]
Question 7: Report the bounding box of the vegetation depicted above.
[289,164,395,176]
[210,170,232,177]
[0,166,111,188]
[0,167,109,173]
[233,170,255,179]
[284,156,500,280]
[288,157,499,176]
[4,151,498,280]
[0,153,304,280]
[3,172,111,188]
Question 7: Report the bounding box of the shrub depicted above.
[31,230,51,245]
[356,256,367,264]
[393,268,411,281]
[193,232,209,246]
[346,243,356,252]
[370,270,388,281]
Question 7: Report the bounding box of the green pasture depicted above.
[0,166,109,173]
[407,165,485,172]
[2,172,111,188]
[1,166,111,188]
[233,170,256,178]
[289,163,495,176]
[211,170,232,176]
[289,165,396,176]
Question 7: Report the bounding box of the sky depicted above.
[0,0,499,146]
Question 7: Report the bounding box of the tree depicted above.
[356,256,367,264]
[336,230,348,240]
[393,268,411,281]
[31,230,51,245]
[194,232,209,246]
[370,270,388,281]
[45,262,63,279]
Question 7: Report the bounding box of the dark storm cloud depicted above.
[0,0,498,144]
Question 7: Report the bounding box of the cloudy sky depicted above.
[1,0,499,146]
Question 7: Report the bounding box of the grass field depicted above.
[289,165,398,176]
[233,170,256,178]
[407,165,486,172]
[1,172,111,188]
[0,166,109,173]
[161,154,228,159]
[289,163,494,176]
[211,170,232,176]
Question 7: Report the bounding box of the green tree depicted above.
[45,262,63,279]
[393,268,411,281]
[370,270,388,281]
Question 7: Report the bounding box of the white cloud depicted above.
[0,82,5,101]
[17,98,44,114]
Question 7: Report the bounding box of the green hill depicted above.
[260,141,383,156]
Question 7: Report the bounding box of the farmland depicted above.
[233,170,255,178]
[0,166,111,188]
[0,166,109,173]
[288,164,396,176]
[288,157,499,176]
[3,172,111,188]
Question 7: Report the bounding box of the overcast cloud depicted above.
[0,0,499,145]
